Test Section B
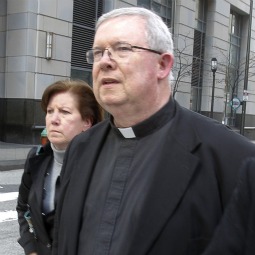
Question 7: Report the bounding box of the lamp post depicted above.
[210,58,217,118]
[240,0,253,135]
[46,32,53,60]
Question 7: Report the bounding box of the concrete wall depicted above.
[4,0,73,100]
[1,0,255,143]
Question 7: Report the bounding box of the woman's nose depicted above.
[50,111,60,124]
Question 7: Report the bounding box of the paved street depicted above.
[0,169,23,255]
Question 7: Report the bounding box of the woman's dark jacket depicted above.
[17,142,54,255]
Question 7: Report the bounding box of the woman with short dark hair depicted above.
[16,79,103,255]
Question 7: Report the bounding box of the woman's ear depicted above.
[157,53,174,79]
[82,119,92,132]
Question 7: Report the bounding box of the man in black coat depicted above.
[202,157,255,255]
[53,7,255,255]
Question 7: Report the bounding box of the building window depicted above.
[195,0,206,32]
[137,0,173,28]
[71,0,103,83]
[224,10,242,126]
[190,0,207,112]
[228,10,241,88]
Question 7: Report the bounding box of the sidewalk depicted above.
[0,141,34,171]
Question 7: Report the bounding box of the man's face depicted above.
[92,16,162,116]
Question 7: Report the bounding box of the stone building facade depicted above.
[0,0,254,144]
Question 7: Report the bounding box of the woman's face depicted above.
[45,91,91,150]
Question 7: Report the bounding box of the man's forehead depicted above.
[94,17,146,44]
[97,15,144,30]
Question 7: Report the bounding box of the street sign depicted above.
[231,97,241,110]
[243,90,249,101]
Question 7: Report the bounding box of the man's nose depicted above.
[99,49,116,71]
[101,48,112,61]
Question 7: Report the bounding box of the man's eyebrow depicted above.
[92,41,129,49]
[91,46,102,50]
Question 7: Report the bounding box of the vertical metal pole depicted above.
[171,0,176,36]
[240,0,253,135]
[210,71,216,118]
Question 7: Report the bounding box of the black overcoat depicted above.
[53,100,255,255]
[202,157,255,255]
[17,143,53,255]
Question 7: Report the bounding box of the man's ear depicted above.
[157,53,174,79]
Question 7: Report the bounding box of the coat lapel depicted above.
[128,119,201,254]
[29,154,52,209]
[29,150,51,244]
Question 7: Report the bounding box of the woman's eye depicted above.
[61,110,70,114]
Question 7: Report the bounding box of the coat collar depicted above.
[110,97,176,139]
[28,144,53,213]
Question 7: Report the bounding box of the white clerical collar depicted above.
[118,127,136,138]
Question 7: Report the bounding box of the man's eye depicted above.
[116,46,132,52]
[93,50,102,57]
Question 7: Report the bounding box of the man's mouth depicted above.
[101,78,119,85]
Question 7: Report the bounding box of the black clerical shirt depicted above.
[78,99,175,255]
